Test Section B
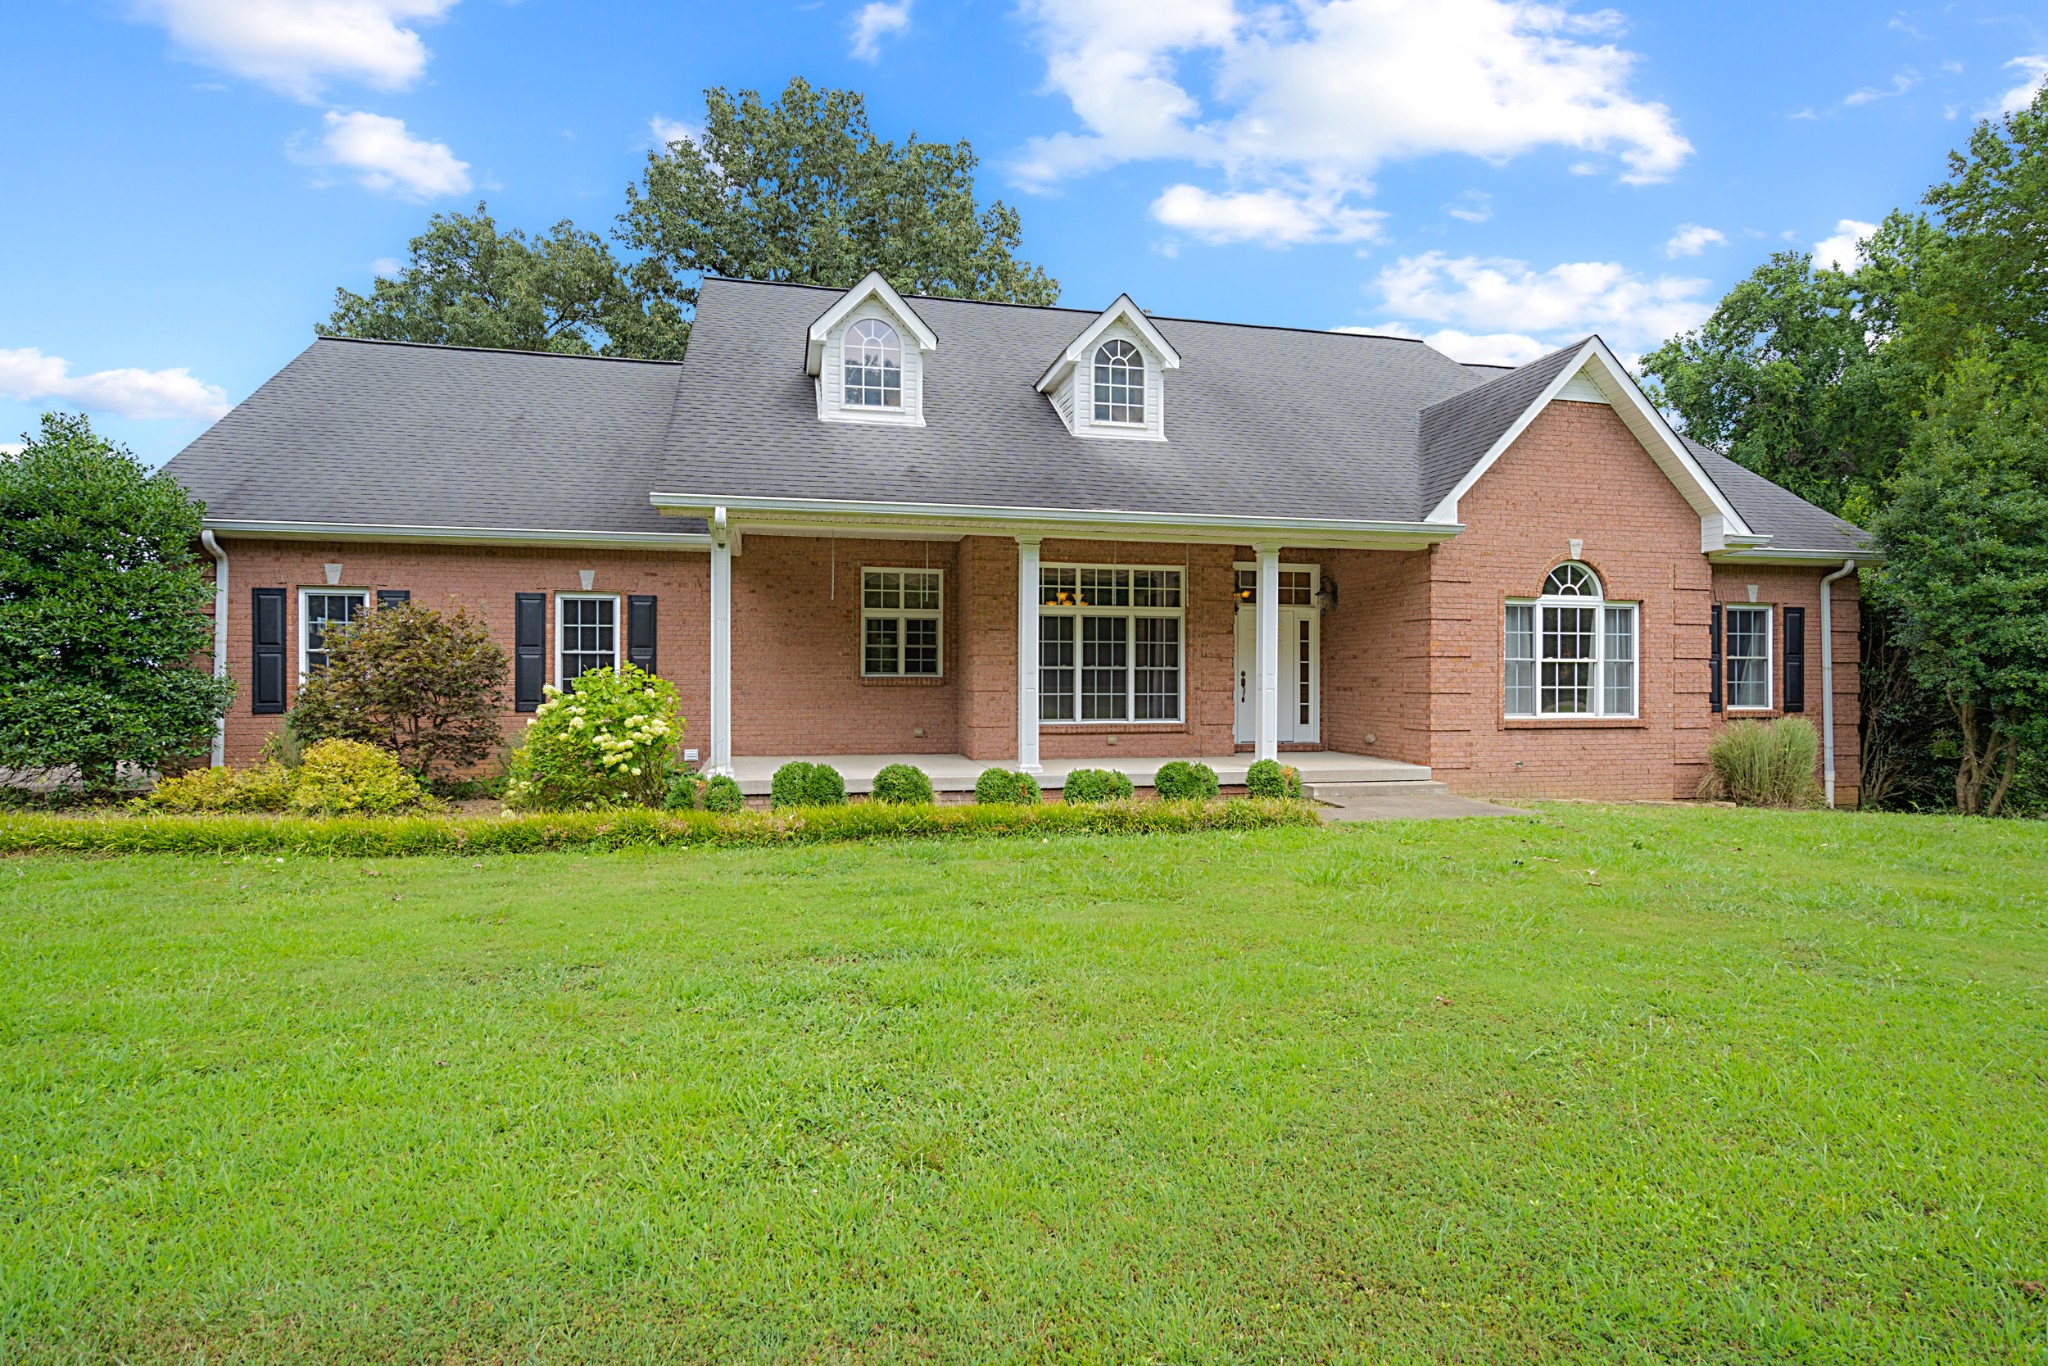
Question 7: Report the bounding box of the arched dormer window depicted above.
[844,319,902,408]
[1504,562,1638,718]
[1093,339,1144,425]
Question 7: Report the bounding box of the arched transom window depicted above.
[1504,562,1638,718]
[843,319,902,408]
[1092,339,1144,425]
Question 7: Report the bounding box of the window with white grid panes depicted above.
[1039,565,1182,721]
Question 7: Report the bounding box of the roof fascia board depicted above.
[204,518,712,552]
[1425,339,1756,540]
[1034,294,1183,394]
[804,271,939,375]
[650,492,1458,550]
[1709,546,1879,566]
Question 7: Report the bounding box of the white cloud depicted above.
[849,0,911,61]
[1150,184,1384,246]
[0,443,24,457]
[1373,250,1712,353]
[1813,218,1877,272]
[1446,190,1493,223]
[648,115,698,148]
[1992,55,2048,115]
[303,110,472,198]
[1844,68,1920,106]
[0,348,230,423]
[1013,0,1693,238]
[1340,323,1550,365]
[131,0,457,101]
[1664,223,1726,257]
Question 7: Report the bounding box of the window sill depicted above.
[859,675,948,686]
[1503,716,1647,729]
[1725,707,1782,719]
[1040,722,1187,735]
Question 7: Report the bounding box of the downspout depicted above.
[200,529,228,768]
[1820,558,1857,808]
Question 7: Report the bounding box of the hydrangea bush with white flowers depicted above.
[503,664,682,811]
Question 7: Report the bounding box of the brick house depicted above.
[165,274,1870,803]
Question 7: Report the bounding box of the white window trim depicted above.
[819,298,929,428]
[1089,339,1146,428]
[1038,562,1186,724]
[1725,603,1774,711]
[555,592,621,688]
[1503,568,1640,720]
[297,586,368,684]
[859,567,946,678]
[1231,562,1323,608]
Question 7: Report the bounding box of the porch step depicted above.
[1304,779,1449,802]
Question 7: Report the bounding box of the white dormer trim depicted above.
[806,272,938,428]
[1036,295,1181,442]
[1426,338,1759,549]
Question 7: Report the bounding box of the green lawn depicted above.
[3,806,2045,1363]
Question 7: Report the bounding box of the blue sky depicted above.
[5,0,2045,464]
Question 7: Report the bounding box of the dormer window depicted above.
[844,319,903,408]
[1093,340,1144,424]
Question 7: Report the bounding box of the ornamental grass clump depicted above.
[973,769,1041,805]
[1152,760,1219,801]
[504,666,679,811]
[1701,717,1822,808]
[770,761,847,808]
[1062,768,1134,804]
[871,763,934,805]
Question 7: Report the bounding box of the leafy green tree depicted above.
[0,413,234,790]
[1870,355,2048,816]
[287,602,508,781]
[619,77,1060,345]
[321,204,683,359]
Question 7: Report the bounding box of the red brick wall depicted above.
[955,536,1016,761]
[214,539,708,767]
[1321,548,1433,765]
[1710,565,1863,802]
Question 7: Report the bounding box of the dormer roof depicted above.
[1034,294,1181,394]
[803,271,938,376]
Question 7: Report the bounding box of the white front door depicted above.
[1233,600,1321,745]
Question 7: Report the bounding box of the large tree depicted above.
[0,414,234,791]
[618,77,1060,345]
[321,204,683,359]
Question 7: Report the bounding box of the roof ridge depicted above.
[312,334,685,366]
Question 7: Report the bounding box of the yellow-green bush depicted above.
[289,739,434,815]
[136,762,293,814]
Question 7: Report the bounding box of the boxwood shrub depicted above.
[1062,768,1134,804]
[973,768,1042,805]
[770,761,846,808]
[701,774,744,812]
[871,763,934,805]
[1153,760,1219,801]
[1244,759,1303,800]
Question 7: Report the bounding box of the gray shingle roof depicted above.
[164,337,699,538]
[165,280,1863,557]
[1685,438,1871,556]
[1417,341,1584,514]
[657,278,1484,522]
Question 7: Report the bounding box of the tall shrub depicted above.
[504,666,679,810]
[1702,718,1822,807]
[288,602,507,780]
[0,413,234,789]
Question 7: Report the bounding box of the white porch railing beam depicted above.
[1254,543,1281,763]
[1016,535,1043,772]
[708,507,734,776]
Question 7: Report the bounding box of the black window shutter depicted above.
[515,592,546,712]
[627,594,658,675]
[1708,604,1723,714]
[1783,606,1806,713]
[252,587,287,715]
[376,589,411,608]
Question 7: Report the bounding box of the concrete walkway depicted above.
[1305,781,1528,823]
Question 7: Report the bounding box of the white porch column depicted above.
[708,507,734,776]
[1254,543,1281,763]
[1016,535,1043,772]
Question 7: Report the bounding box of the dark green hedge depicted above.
[0,798,1319,858]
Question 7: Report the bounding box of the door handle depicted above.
[1239,669,1246,702]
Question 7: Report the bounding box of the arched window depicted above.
[1092,339,1144,424]
[843,319,902,407]
[1504,562,1637,718]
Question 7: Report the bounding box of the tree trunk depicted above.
[1948,694,2008,816]
[1985,728,2020,818]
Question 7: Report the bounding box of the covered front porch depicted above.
[728,750,1433,797]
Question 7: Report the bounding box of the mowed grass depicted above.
[2,806,2045,1364]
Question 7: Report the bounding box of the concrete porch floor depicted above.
[727,751,1433,796]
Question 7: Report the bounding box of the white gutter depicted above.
[1820,558,1857,808]
[202,519,712,552]
[200,529,229,768]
